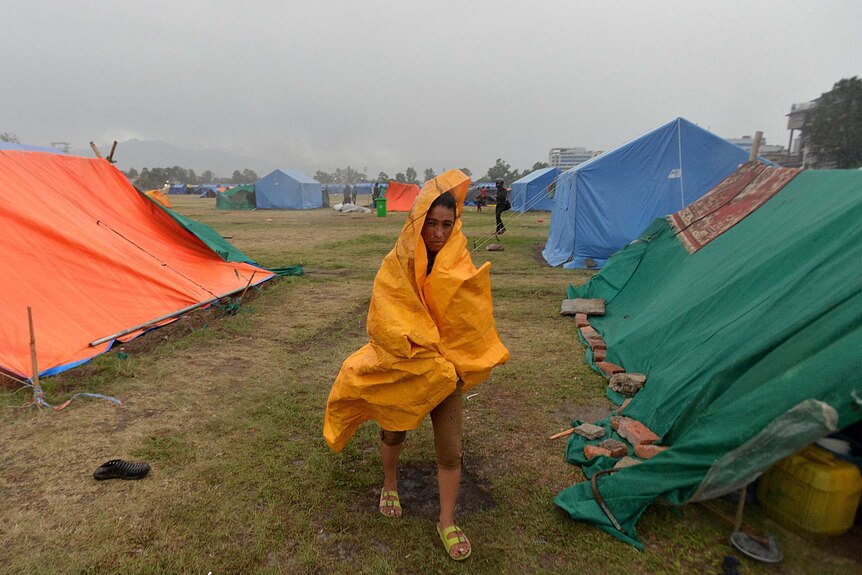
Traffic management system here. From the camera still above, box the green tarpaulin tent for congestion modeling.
[216,185,256,211]
[556,165,862,548]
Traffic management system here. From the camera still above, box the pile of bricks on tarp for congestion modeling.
[559,297,666,468]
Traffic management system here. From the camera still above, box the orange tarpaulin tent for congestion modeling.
[144,188,173,208]
[384,181,421,211]
[0,150,272,380]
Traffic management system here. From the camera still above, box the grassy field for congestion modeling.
[1,195,859,574]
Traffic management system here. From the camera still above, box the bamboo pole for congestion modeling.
[749,131,763,162]
[88,282,264,347]
[27,307,40,387]
[89,141,103,159]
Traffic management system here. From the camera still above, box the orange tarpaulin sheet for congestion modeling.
[144,188,174,208]
[323,170,509,451]
[384,181,421,211]
[0,151,272,379]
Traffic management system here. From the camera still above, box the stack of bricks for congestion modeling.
[610,415,666,460]
[562,297,669,462]
[561,298,610,363]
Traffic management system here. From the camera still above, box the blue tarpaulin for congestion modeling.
[0,142,64,154]
[511,167,559,212]
[255,168,323,209]
[542,118,751,269]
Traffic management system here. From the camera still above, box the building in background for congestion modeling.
[786,100,821,168]
[725,136,784,156]
[548,147,597,170]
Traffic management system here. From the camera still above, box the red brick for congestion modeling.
[592,348,606,362]
[575,313,590,328]
[588,336,606,351]
[610,415,634,431]
[579,326,599,340]
[634,444,669,459]
[584,445,612,460]
[598,439,628,458]
[562,298,605,316]
[596,361,624,377]
[617,419,659,446]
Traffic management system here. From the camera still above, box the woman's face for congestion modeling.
[422,205,456,254]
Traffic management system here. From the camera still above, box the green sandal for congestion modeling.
[437,524,471,561]
[379,489,402,517]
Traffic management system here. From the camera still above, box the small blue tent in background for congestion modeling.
[0,142,64,154]
[511,167,559,212]
[255,168,323,209]
[542,118,751,269]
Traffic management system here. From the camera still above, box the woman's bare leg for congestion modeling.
[431,388,470,558]
[380,440,401,492]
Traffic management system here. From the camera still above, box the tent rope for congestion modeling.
[469,173,562,254]
[25,384,123,411]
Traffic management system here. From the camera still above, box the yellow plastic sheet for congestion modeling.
[323,170,509,451]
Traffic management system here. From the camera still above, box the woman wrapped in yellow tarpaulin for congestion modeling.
[323,169,509,560]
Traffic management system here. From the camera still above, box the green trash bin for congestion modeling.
[375,197,387,217]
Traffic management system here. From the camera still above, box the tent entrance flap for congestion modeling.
[691,400,839,502]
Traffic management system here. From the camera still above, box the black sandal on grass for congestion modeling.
[93,459,151,480]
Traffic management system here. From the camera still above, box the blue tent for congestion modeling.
[168,184,186,195]
[542,118,751,269]
[0,142,64,154]
[511,167,559,212]
[255,168,323,209]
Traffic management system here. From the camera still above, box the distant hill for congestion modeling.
[73,139,279,178]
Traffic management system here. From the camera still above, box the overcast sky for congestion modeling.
[3,1,860,177]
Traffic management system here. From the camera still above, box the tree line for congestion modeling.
[314,159,550,187]
[808,76,862,169]
[122,167,259,190]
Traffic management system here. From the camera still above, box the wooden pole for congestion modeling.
[238,271,258,302]
[733,486,746,532]
[107,140,118,163]
[748,131,763,162]
[27,307,40,387]
[89,141,103,159]
[549,427,576,440]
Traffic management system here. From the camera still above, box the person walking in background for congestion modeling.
[323,170,508,561]
[351,184,358,205]
[371,182,381,207]
[476,186,488,212]
[494,178,510,234]
[343,184,352,205]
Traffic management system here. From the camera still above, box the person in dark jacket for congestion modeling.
[494,178,509,234]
